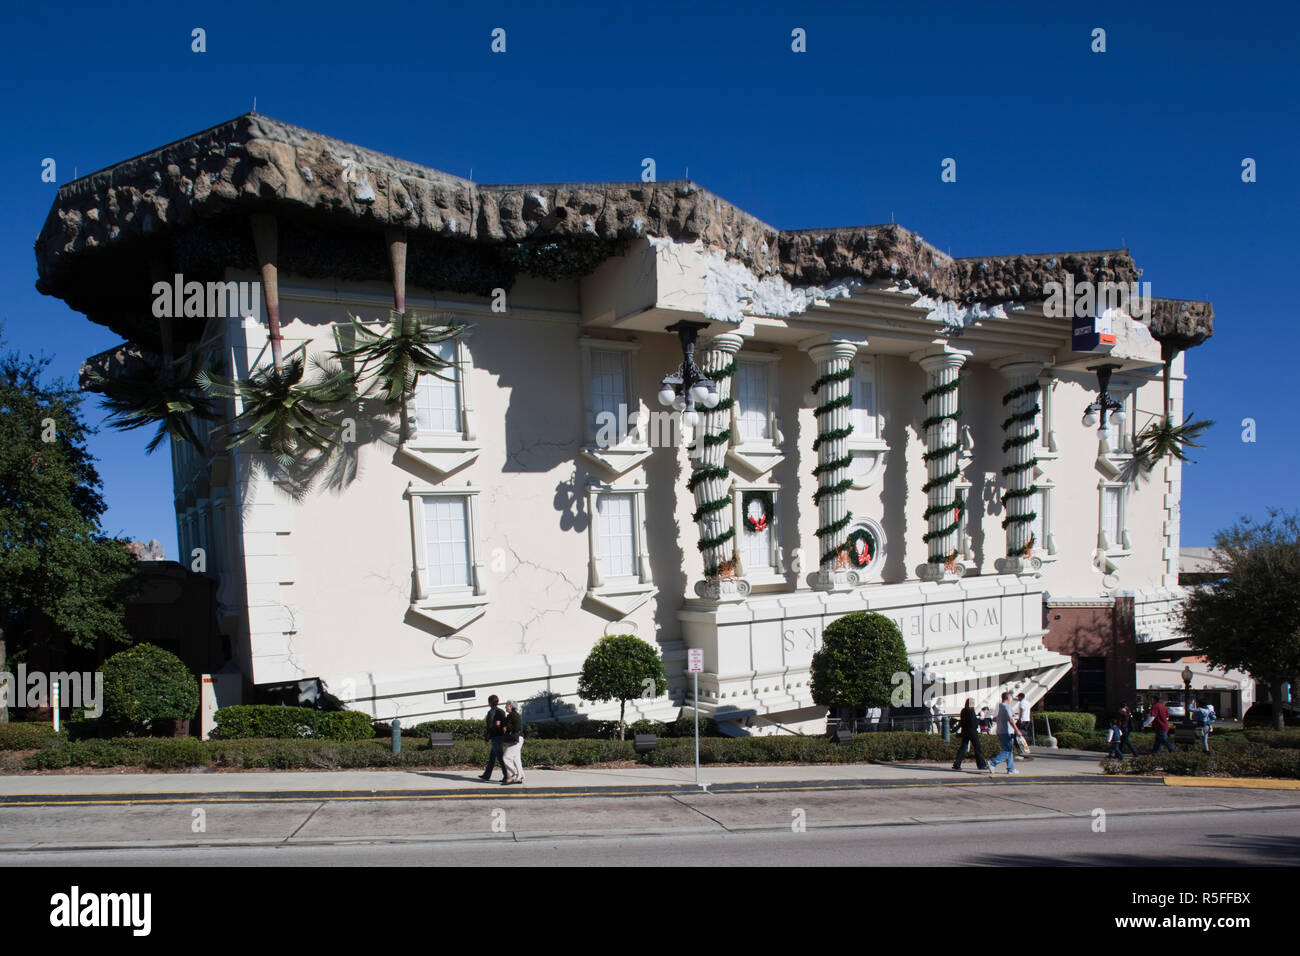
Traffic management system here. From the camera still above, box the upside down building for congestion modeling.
[36,114,1214,732]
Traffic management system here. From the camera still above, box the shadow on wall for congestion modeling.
[879,391,912,584]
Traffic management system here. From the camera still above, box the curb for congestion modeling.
[1162,776,1300,791]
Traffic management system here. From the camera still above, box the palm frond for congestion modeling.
[1135,414,1214,466]
[89,350,218,454]
[204,351,355,464]
[330,310,464,405]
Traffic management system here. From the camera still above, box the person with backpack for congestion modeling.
[479,694,508,782]
[1189,698,1211,753]
[952,697,988,771]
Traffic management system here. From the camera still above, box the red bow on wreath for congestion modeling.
[853,537,871,566]
[747,514,767,532]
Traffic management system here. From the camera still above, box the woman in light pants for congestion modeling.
[502,701,525,785]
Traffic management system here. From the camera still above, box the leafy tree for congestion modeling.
[101,643,200,733]
[810,611,911,715]
[0,332,136,721]
[1181,510,1300,731]
[577,634,667,740]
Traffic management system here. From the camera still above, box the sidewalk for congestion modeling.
[0,748,1111,801]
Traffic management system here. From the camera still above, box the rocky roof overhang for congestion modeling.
[35,112,1213,354]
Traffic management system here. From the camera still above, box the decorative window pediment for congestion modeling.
[406,483,488,648]
[400,337,480,475]
[727,354,784,478]
[580,338,651,478]
[585,482,656,617]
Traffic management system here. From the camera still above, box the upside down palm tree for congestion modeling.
[1134,341,1213,467]
[87,349,218,454]
[329,310,463,441]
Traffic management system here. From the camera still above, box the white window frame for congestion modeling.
[1099,383,1135,460]
[1035,374,1058,459]
[726,351,784,477]
[731,482,786,586]
[847,355,889,490]
[584,481,656,617]
[406,483,489,633]
[579,337,651,478]
[953,479,976,569]
[400,330,481,475]
[1026,481,1058,562]
[844,516,888,583]
[1098,481,1131,557]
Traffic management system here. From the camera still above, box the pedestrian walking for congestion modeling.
[1189,698,1211,754]
[501,700,525,784]
[979,706,992,734]
[1015,692,1032,739]
[986,691,1026,774]
[1145,697,1175,753]
[1118,704,1140,757]
[479,694,508,782]
[1106,718,1124,758]
[952,697,988,771]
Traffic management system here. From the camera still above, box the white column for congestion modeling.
[807,341,858,592]
[690,332,744,595]
[994,355,1049,574]
[913,345,970,582]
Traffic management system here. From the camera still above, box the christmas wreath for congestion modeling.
[741,490,774,533]
[844,526,877,568]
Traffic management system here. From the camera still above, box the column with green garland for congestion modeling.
[993,356,1048,574]
[913,345,971,581]
[689,332,744,598]
[807,340,858,591]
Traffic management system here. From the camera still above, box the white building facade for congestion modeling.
[40,115,1215,732]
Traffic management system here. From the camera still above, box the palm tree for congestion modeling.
[86,349,218,454]
[199,348,356,468]
[329,310,463,441]
[1134,341,1213,467]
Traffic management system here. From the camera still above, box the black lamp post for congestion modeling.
[1083,363,1127,430]
[657,320,720,427]
[1182,665,1194,716]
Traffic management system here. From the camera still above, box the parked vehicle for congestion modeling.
[1242,702,1300,728]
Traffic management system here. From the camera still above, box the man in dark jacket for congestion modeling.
[1118,704,1140,757]
[479,695,507,781]
[952,697,988,771]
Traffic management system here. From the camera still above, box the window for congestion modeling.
[579,338,649,478]
[595,493,636,579]
[1034,374,1057,457]
[850,362,877,441]
[954,480,974,565]
[1101,390,1134,456]
[406,484,489,644]
[412,340,461,436]
[734,487,781,581]
[589,348,629,442]
[398,329,480,475]
[735,360,771,442]
[585,484,657,617]
[424,495,470,589]
[1099,483,1129,554]
[1024,485,1056,560]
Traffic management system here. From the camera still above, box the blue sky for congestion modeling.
[1,0,1293,554]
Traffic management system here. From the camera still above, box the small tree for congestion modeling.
[101,643,200,734]
[577,634,667,740]
[810,611,911,719]
[1181,511,1300,731]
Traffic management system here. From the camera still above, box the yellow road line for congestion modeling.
[1163,776,1300,791]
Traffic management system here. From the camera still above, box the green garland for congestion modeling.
[919,375,964,558]
[999,382,1040,529]
[810,364,856,567]
[921,376,962,403]
[741,489,774,532]
[922,493,965,544]
[844,526,877,569]
[693,358,738,573]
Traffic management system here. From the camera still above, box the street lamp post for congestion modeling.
[657,320,720,427]
[1182,665,1194,716]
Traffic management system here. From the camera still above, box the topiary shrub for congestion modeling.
[810,612,911,717]
[1055,731,1086,750]
[101,643,199,734]
[577,634,667,740]
[1033,711,1096,735]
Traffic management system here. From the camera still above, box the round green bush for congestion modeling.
[101,643,199,733]
[810,611,910,712]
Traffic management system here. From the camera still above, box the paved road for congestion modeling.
[3,778,1298,866]
[5,808,1298,867]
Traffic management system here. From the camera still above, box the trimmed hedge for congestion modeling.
[0,723,64,750]
[213,705,375,741]
[1033,711,1096,735]
[24,737,207,770]
[1103,745,1300,779]
[407,715,724,741]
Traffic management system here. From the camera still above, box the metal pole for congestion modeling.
[391,717,401,755]
[694,671,700,788]
[52,682,60,733]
